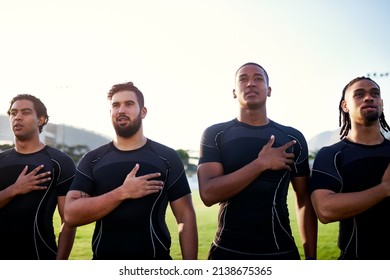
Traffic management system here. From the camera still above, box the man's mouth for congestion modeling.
[245,91,258,96]
[13,123,23,130]
[362,105,377,111]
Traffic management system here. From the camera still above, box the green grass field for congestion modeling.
[56,188,340,260]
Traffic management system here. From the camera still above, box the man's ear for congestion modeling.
[267,86,272,97]
[38,116,46,126]
[233,89,237,98]
[141,106,147,118]
[341,100,349,112]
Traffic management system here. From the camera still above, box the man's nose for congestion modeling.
[246,78,256,87]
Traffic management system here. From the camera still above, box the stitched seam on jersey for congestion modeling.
[34,164,57,259]
[150,179,168,258]
[334,151,344,191]
[76,168,94,181]
[92,220,103,259]
[343,217,358,258]
[311,169,343,185]
[272,170,294,251]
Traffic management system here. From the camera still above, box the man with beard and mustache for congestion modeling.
[64,82,198,260]
[0,94,76,259]
[310,76,390,259]
[197,62,317,260]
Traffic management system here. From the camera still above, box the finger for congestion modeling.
[143,173,162,180]
[265,135,275,147]
[285,152,295,159]
[282,140,296,150]
[31,164,45,175]
[36,177,51,184]
[36,171,51,179]
[20,165,29,176]
[33,186,48,191]
[148,185,163,191]
[128,163,140,177]
[148,180,164,188]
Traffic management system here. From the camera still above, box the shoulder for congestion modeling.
[147,139,178,156]
[202,119,236,137]
[80,142,112,162]
[45,146,74,163]
[270,120,305,138]
[205,119,235,131]
[0,148,14,159]
[316,140,346,159]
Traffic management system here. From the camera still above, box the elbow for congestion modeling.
[199,189,217,207]
[315,209,337,224]
[63,204,80,228]
[63,211,77,228]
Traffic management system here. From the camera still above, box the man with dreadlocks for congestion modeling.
[310,76,390,259]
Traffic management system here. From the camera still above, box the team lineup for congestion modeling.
[1,62,389,260]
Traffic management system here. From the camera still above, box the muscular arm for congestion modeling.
[56,196,76,260]
[198,136,296,206]
[311,163,390,224]
[0,165,50,209]
[291,176,317,259]
[170,194,198,260]
[64,164,163,227]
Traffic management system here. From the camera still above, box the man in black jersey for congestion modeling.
[64,82,198,260]
[310,77,390,259]
[0,94,76,259]
[197,62,317,260]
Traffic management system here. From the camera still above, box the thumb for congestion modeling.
[265,135,275,147]
[20,165,29,176]
[129,163,140,177]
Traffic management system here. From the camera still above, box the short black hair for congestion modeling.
[107,81,145,108]
[235,62,270,86]
[8,94,49,133]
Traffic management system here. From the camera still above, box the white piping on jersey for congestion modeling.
[333,151,344,191]
[343,217,358,258]
[76,168,93,181]
[33,159,61,259]
[149,170,169,258]
[272,170,295,251]
[92,220,103,258]
[311,151,344,188]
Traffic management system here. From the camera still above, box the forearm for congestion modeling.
[64,189,124,227]
[296,204,318,259]
[314,185,388,223]
[199,160,267,206]
[178,216,198,260]
[56,223,76,260]
[0,186,17,209]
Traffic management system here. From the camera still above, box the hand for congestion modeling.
[120,163,164,199]
[11,165,50,195]
[257,135,296,171]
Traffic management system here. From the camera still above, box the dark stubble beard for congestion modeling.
[362,110,380,123]
[113,113,142,138]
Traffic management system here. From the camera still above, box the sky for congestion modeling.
[0,0,389,151]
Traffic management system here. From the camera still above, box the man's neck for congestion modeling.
[14,138,45,154]
[237,107,269,126]
[346,124,384,145]
[113,132,147,151]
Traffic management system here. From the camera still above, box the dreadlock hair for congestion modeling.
[339,76,390,139]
